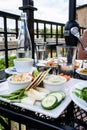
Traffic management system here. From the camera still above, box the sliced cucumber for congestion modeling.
[41,95,58,110]
[49,91,66,105]
[59,91,66,99]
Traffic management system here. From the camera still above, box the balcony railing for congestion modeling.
[0,11,86,69]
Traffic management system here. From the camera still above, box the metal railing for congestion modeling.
[0,11,86,69]
[0,11,20,68]
[34,19,65,42]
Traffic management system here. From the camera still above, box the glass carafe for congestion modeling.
[17,12,32,59]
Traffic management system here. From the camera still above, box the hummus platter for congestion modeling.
[0,68,72,118]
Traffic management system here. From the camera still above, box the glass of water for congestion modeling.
[56,45,77,77]
[35,42,47,63]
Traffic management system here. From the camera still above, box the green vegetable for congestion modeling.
[32,69,39,78]
[0,88,25,101]
[73,87,87,102]
[49,91,65,105]
[41,95,58,110]
[18,89,25,99]
[41,91,66,110]
[10,99,21,103]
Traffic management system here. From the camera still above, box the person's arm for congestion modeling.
[77,29,87,60]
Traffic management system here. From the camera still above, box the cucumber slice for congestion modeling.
[59,91,66,99]
[49,91,66,104]
[41,95,58,110]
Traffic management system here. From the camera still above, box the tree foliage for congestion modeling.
[0,56,16,70]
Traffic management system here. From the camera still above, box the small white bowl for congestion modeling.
[7,73,32,91]
[14,58,34,73]
[76,68,87,79]
[43,74,66,91]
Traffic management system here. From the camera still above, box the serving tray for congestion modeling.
[0,78,83,118]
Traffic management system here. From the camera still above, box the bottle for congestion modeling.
[16,12,32,59]
[64,20,79,46]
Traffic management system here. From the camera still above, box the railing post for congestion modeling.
[69,0,76,21]
[19,0,37,59]
[4,16,8,68]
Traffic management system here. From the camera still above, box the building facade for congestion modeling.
[76,4,87,28]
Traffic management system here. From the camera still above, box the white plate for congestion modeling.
[36,58,58,68]
[75,68,87,79]
[5,66,36,75]
[0,80,72,118]
[36,59,83,69]
[70,81,87,111]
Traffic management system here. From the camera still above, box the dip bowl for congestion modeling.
[43,74,66,91]
[7,73,32,92]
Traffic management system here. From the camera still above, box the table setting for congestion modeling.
[0,54,87,130]
[3,51,87,114]
[1,51,87,121]
[0,61,86,119]
[0,67,70,118]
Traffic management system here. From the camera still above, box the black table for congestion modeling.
[0,99,75,130]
